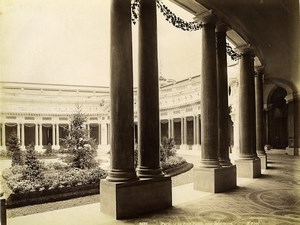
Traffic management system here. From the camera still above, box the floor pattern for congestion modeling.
[123,153,300,225]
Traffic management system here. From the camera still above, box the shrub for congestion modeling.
[60,107,98,169]
[161,156,186,170]
[23,144,45,181]
[160,137,176,163]
[4,164,107,193]
[6,132,23,166]
[45,143,53,155]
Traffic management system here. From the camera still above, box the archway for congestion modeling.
[268,87,288,149]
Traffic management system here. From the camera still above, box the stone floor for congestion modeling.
[6,151,300,225]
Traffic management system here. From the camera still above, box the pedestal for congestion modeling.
[193,165,236,193]
[286,147,300,156]
[235,158,261,178]
[100,177,172,219]
[258,154,267,170]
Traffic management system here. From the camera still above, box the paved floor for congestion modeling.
[6,151,300,225]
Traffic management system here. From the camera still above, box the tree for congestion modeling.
[23,144,44,181]
[61,106,98,169]
[6,131,23,166]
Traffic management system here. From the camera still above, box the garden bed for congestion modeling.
[6,183,100,208]
[164,161,194,177]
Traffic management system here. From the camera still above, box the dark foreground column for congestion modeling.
[101,0,171,219]
[193,11,236,193]
[216,22,232,166]
[255,66,267,169]
[235,45,261,178]
[136,0,164,178]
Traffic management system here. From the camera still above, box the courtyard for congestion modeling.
[4,150,300,225]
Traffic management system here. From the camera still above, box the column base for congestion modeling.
[193,165,236,193]
[100,177,172,219]
[258,154,267,170]
[180,144,188,150]
[235,158,261,178]
[192,144,201,151]
[286,147,300,156]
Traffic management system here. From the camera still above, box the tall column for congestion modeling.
[56,123,59,147]
[39,124,42,147]
[21,123,25,148]
[35,124,38,147]
[216,22,232,166]
[235,45,261,178]
[98,123,101,146]
[183,117,187,145]
[168,119,171,138]
[194,116,197,145]
[198,12,220,168]
[137,0,163,177]
[2,123,5,147]
[181,118,184,145]
[100,0,171,219]
[255,66,267,169]
[193,11,236,193]
[17,123,20,141]
[197,115,200,145]
[105,0,137,182]
[87,123,90,138]
[52,124,55,146]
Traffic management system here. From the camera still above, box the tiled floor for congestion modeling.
[7,152,300,225]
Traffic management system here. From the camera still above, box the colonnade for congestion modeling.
[0,122,110,151]
[160,115,201,149]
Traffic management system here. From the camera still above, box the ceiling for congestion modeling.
[172,0,299,94]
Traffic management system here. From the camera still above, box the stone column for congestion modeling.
[193,11,236,193]
[180,117,184,149]
[56,123,59,147]
[2,123,5,147]
[98,123,101,146]
[21,123,25,149]
[235,45,261,178]
[136,0,163,178]
[255,66,267,169]
[168,119,171,138]
[216,22,232,166]
[100,0,171,219]
[17,123,20,141]
[35,124,38,147]
[105,0,137,182]
[39,124,42,147]
[198,12,220,168]
[194,116,197,145]
[52,124,55,146]
[87,123,90,138]
[197,115,200,145]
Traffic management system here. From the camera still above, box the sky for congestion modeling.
[0,0,203,87]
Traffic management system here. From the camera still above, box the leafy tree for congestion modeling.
[61,106,98,169]
[6,132,23,166]
[23,144,44,181]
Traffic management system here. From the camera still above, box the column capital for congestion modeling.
[215,21,230,33]
[194,10,216,25]
[235,44,255,55]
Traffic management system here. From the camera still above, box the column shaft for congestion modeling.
[194,116,197,145]
[255,69,266,155]
[2,123,5,146]
[107,0,137,182]
[137,0,163,177]
[216,24,232,166]
[35,124,38,147]
[39,124,42,146]
[181,118,184,145]
[21,124,25,148]
[199,15,220,168]
[238,49,256,159]
[56,123,59,146]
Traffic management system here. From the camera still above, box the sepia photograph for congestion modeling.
[0,0,299,224]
